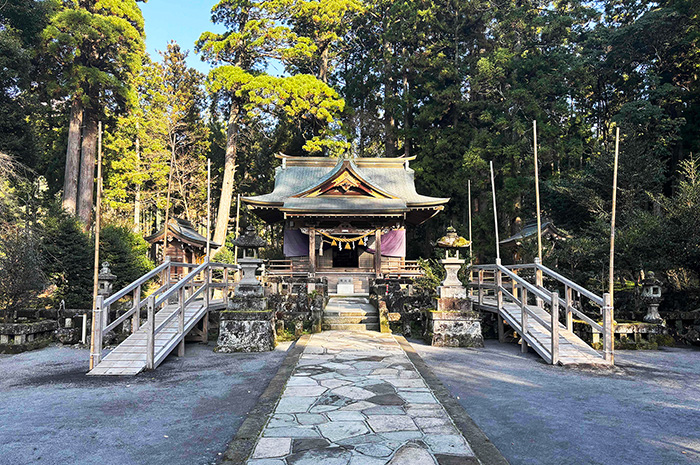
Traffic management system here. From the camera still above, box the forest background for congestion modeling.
[0,0,698,315]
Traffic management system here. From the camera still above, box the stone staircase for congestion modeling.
[322,297,379,331]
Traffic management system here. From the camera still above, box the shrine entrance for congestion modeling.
[332,244,359,268]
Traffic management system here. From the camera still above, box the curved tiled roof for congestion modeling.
[243,157,449,215]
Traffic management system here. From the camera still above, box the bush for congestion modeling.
[0,225,45,322]
[414,258,444,294]
[42,211,93,308]
[100,225,153,289]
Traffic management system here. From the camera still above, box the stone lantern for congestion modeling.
[425,226,483,348]
[98,262,117,298]
[219,225,275,352]
[231,225,267,295]
[435,226,470,300]
[641,271,663,323]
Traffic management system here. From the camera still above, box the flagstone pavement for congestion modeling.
[247,330,480,465]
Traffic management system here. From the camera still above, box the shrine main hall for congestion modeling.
[243,154,449,293]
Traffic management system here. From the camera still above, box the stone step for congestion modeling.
[322,323,380,331]
[323,310,377,317]
[323,316,379,325]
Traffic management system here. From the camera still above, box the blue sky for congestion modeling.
[140,0,224,75]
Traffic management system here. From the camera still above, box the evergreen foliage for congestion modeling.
[42,209,93,308]
[99,225,154,290]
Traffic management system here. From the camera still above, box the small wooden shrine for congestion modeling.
[145,218,219,270]
[499,220,568,263]
[243,155,449,293]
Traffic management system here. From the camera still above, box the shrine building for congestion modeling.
[243,154,449,294]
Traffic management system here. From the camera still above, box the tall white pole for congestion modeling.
[234,193,241,264]
[89,122,103,370]
[609,127,620,298]
[468,179,474,294]
[490,161,500,263]
[206,158,211,259]
[533,120,542,262]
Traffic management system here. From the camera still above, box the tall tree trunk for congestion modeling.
[319,45,329,84]
[63,98,83,214]
[77,111,98,228]
[213,102,240,248]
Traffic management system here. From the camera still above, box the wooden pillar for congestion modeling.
[478,269,484,307]
[534,257,544,308]
[551,292,560,365]
[146,296,155,370]
[178,287,185,357]
[520,286,528,353]
[603,293,614,364]
[308,228,316,277]
[496,264,505,343]
[565,286,573,332]
[374,229,382,278]
[132,285,141,333]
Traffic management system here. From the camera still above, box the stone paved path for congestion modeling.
[247,330,479,465]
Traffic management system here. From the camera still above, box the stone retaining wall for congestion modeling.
[0,320,57,353]
[265,276,328,333]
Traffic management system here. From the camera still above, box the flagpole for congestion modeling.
[490,161,500,263]
[609,127,620,299]
[206,158,211,259]
[468,179,473,294]
[89,121,103,370]
[533,120,542,262]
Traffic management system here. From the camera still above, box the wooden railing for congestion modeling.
[90,258,239,369]
[265,258,423,277]
[266,259,310,276]
[469,258,613,364]
[384,259,422,277]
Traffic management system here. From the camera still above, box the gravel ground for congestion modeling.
[0,341,291,465]
[411,339,700,465]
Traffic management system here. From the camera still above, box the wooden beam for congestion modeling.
[308,228,316,276]
[374,229,382,278]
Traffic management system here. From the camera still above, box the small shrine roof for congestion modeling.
[145,218,220,249]
[499,221,568,247]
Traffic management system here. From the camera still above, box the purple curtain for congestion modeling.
[283,229,309,257]
[366,229,406,258]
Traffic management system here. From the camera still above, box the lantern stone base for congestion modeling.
[217,289,274,352]
[424,308,484,348]
[643,303,663,323]
[216,309,275,353]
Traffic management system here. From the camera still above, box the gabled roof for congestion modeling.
[145,218,221,249]
[499,221,568,247]
[243,155,449,225]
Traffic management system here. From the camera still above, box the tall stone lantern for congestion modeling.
[435,226,470,302]
[425,226,483,348]
[231,225,267,296]
[218,225,275,352]
[97,262,117,298]
[641,271,663,323]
